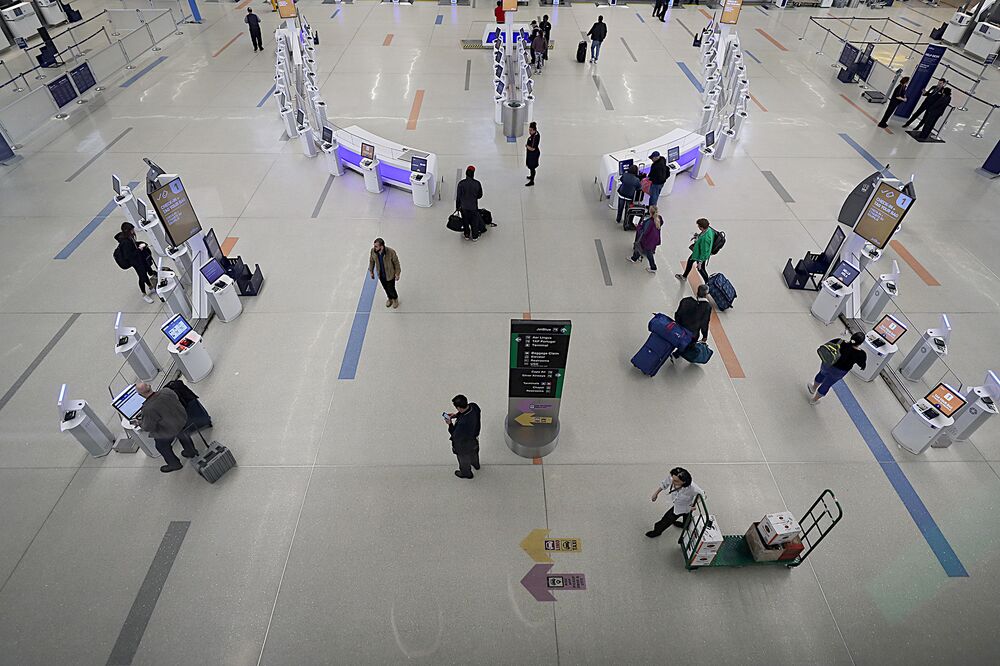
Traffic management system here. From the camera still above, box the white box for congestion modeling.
[682,514,723,557]
[757,512,801,546]
[695,521,724,554]
[690,551,717,567]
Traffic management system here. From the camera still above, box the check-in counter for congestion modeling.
[334,125,438,197]
[599,128,705,200]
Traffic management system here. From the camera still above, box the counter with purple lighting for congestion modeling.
[599,129,706,199]
[334,125,438,196]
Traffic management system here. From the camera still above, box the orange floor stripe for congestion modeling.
[221,236,239,256]
[383,33,393,46]
[749,93,768,113]
[755,28,788,52]
[212,33,242,58]
[533,457,543,464]
[682,263,746,379]
[840,94,891,134]
[406,90,425,130]
[522,312,531,319]
[889,240,940,286]
[704,174,715,187]
[699,8,713,20]
[235,0,252,9]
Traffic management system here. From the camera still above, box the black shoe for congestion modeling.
[181,450,198,459]
[645,530,660,538]
[877,123,887,128]
[472,463,481,470]
[455,470,474,479]
[525,181,534,187]
[160,463,182,473]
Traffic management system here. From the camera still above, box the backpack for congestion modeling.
[710,229,726,255]
[113,245,130,270]
[817,340,841,366]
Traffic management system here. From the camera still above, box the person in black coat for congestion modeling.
[540,15,551,61]
[455,166,485,241]
[445,394,481,479]
[674,284,712,343]
[878,76,909,128]
[245,8,263,53]
[115,222,157,303]
[525,122,540,186]
[916,88,951,140]
[902,78,947,129]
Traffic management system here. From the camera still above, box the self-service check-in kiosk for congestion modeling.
[934,372,999,447]
[134,197,169,259]
[811,260,860,325]
[409,155,432,208]
[156,265,191,321]
[319,125,345,177]
[58,383,115,457]
[691,133,715,181]
[967,22,1000,61]
[162,313,213,383]
[113,312,160,382]
[112,175,142,228]
[110,384,159,458]
[898,314,951,381]
[280,104,299,139]
[943,12,973,45]
[359,142,384,194]
[853,314,907,382]
[892,383,965,455]
[200,258,242,322]
[661,159,681,197]
[861,261,900,324]
[295,108,318,158]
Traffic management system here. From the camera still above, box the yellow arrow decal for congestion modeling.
[520,528,552,563]
[515,412,535,427]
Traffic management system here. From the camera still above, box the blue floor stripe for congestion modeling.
[256,83,278,108]
[744,49,762,64]
[338,273,379,380]
[676,62,704,94]
[838,133,895,178]
[833,383,969,578]
[898,16,921,27]
[435,14,443,24]
[635,12,645,24]
[120,56,167,88]
[55,181,139,259]
[331,8,340,18]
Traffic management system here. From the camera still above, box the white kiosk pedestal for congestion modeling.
[60,401,114,457]
[892,400,953,455]
[137,215,170,259]
[661,162,680,197]
[810,277,850,325]
[700,104,716,131]
[156,273,191,321]
[852,331,898,382]
[167,332,213,383]
[361,158,384,194]
[204,276,243,322]
[114,329,161,382]
[120,417,160,458]
[703,76,719,101]
[410,173,432,208]
[898,330,947,382]
[280,107,299,138]
[860,276,899,324]
[733,110,749,140]
[298,125,318,158]
[691,147,713,180]
[935,386,998,446]
[713,129,736,160]
[494,94,504,125]
[114,188,142,228]
[321,139,345,177]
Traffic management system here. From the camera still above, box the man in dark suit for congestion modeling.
[878,76,910,128]
[902,78,947,129]
[445,395,481,479]
[916,88,951,140]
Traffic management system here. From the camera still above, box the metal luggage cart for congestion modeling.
[681,489,843,570]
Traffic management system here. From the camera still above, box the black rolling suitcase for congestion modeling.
[576,41,587,63]
[191,430,236,484]
[623,204,645,231]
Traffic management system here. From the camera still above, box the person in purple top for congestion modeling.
[628,204,663,274]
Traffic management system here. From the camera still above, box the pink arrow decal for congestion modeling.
[520,564,587,602]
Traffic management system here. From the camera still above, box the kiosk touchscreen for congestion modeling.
[873,314,907,345]
[494,49,503,64]
[526,79,533,95]
[496,80,505,96]
[136,198,148,222]
[295,108,305,127]
[830,260,860,287]
[204,228,224,262]
[705,131,716,148]
[111,384,145,420]
[360,142,375,160]
[200,258,227,286]
[161,313,193,345]
[924,383,966,418]
[321,126,333,145]
[667,147,680,163]
[728,113,736,130]
[410,156,428,175]
[112,174,122,196]
[618,158,634,175]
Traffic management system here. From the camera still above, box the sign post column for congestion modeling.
[505,319,572,459]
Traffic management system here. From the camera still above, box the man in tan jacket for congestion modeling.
[368,238,402,309]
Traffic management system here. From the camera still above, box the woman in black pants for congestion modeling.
[525,122,540,186]
[115,222,157,303]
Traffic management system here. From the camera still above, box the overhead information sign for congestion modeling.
[720,0,743,25]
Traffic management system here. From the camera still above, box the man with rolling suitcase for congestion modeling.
[630,313,693,377]
[456,166,485,242]
[615,164,642,225]
[134,382,198,473]
[586,16,608,63]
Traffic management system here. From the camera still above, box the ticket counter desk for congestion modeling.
[334,125,438,200]
[599,129,705,200]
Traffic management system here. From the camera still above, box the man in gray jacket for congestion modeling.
[135,382,197,473]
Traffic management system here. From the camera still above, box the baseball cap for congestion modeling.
[649,151,660,159]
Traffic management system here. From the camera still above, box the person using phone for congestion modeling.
[446,394,481,479]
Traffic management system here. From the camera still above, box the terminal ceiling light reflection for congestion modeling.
[370,72,381,101]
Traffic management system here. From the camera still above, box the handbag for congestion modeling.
[446,210,464,232]
[640,177,651,195]
[817,340,841,366]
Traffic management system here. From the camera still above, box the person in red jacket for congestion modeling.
[494,1,505,24]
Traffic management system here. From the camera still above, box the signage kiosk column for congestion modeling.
[853,315,907,382]
[934,372,999,447]
[200,258,243,322]
[113,313,161,382]
[162,314,214,383]
[505,319,572,459]
[860,261,900,324]
[58,384,114,457]
[359,142,384,194]
[892,383,965,454]
[811,260,860,325]
[319,126,345,177]
[898,314,951,381]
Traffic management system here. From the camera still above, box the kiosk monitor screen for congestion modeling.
[411,156,428,174]
[321,126,333,144]
[112,174,122,196]
[925,384,966,417]
[495,49,503,63]
[136,198,147,222]
[495,80,505,96]
[667,147,680,163]
[295,108,305,127]
[204,228,224,261]
[831,260,860,286]
[853,182,913,249]
[526,79,533,95]
[200,258,226,284]
[822,227,847,266]
[618,158,634,175]
[874,314,907,344]
[705,131,716,148]
[150,177,202,247]
[161,314,192,345]
[495,64,504,78]
[360,142,375,160]
[729,113,736,129]
[111,384,146,420]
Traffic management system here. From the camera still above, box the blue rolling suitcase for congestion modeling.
[631,333,676,377]
[707,273,737,311]
[648,313,693,351]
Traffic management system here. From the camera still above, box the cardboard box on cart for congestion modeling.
[745,523,783,562]
[757,512,801,546]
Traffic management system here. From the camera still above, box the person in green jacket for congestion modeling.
[675,218,714,283]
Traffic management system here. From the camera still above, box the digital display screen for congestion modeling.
[925,384,966,418]
[136,198,147,221]
[729,113,736,129]
[495,64,504,78]
[111,384,146,420]
[705,131,716,148]
[204,228,223,261]
[823,227,846,265]
[295,108,305,127]
[112,174,122,196]
[874,314,907,344]
[321,126,333,144]
[830,260,860,286]
[161,314,193,345]
[495,50,503,63]
[360,142,375,160]
[69,63,97,94]
[854,182,913,249]
[410,156,428,175]
[667,147,680,163]
[150,177,202,247]
[720,0,743,25]
[618,158,633,175]
[839,42,861,67]
[496,80,505,96]
[200,258,226,284]
[47,75,78,108]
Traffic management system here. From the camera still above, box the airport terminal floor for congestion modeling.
[2,0,1000,663]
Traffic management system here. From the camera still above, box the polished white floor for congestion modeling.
[1,1,1000,664]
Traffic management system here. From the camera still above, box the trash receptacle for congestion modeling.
[502,100,527,138]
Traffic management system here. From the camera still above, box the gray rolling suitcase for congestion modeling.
[192,430,236,483]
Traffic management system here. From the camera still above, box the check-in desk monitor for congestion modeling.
[136,197,147,221]
[411,156,428,174]
[874,314,907,345]
[204,228,224,262]
[162,314,193,344]
[322,126,334,144]
[830,260,860,287]
[496,80,505,96]
[200,258,226,286]
[112,384,145,420]
[495,49,502,63]
[112,174,122,196]
[705,131,716,148]
[361,142,375,160]
[924,384,966,418]
[295,108,305,127]
[667,146,680,163]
